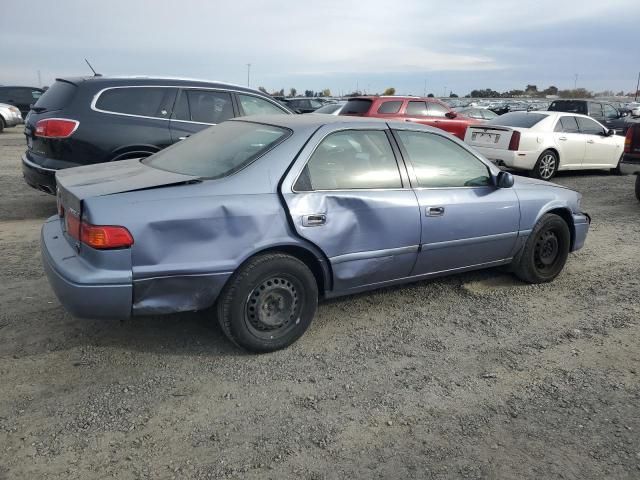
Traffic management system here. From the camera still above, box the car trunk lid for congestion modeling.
[465,125,517,150]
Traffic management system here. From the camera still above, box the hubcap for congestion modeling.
[245,276,300,333]
[534,230,559,271]
[539,154,556,179]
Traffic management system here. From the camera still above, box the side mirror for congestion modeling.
[496,171,514,188]
[445,111,457,119]
[605,129,615,136]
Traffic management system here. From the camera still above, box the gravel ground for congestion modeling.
[0,126,639,480]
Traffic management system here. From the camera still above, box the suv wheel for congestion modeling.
[216,253,318,353]
[513,213,570,283]
[0,116,5,133]
[532,150,558,180]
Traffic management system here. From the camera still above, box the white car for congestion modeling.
[464,111,624,180]
[0,102,24,133]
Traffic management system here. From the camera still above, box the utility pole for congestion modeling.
[574,73,578,90]
[423,79,427,97]
[246,63,251,87]
[635,71,640,101]
[37,70,42,88]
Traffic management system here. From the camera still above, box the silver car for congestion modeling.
[0,102,24,132]
[42,115,590,352]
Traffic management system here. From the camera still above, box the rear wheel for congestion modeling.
[635,176,640,202]
[216,253,318,353]
[532,150,558,180]
[0,116,5,133]
[513,213,570,283]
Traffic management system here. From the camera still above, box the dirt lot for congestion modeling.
[0,125,639,480]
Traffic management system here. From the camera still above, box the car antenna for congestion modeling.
[84,58,102,77]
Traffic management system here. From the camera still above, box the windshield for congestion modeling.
[143,121,290,178]
[486,112,546,128]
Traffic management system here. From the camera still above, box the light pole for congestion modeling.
[574,73,578,90]
[635,71,639,101]
[247,63,251,87]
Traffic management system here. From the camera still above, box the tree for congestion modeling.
[288,88,297,98]
[304,90,313,97]
[258,86,268,94]
[450,93,458,98]
[427,93,434,98]
[558,88,593,99]
[382,87,396,95]
[542,86,558,96]
[469,89,500,98]
[321,89,331,97]
[525,84,538,94]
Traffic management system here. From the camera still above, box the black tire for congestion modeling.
[635,176,640,203]
[532,150,558,180]
[610,155,624,175]
[513,213,570,284]
[0,116,5,133]
[216,253,318,353]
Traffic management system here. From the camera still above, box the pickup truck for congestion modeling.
[620,124,640,202]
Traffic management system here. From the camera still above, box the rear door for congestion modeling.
[553,115,586,168]
[393,129,520,275]
[578,117,621,167]
[169,89,236,143]
[280,126,421,292]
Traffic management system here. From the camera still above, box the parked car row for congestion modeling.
[0,85,45,118]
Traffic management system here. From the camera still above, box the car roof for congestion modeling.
[347,96,436,101]
[55,75,264,94]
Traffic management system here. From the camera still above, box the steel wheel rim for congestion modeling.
[244,275,302,339]
[534,229,560,272]
[539,154,556,179]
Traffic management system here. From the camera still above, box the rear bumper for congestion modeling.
[22,154,57,195]
[620,155,640,175]
[572,212,591,252]
[473,146,538,170]
[41,217,133,319]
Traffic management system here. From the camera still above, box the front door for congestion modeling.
[281,127,421,292]
[392,129,520,275]
[577,117,621,168]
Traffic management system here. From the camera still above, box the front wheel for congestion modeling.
[513,213,571,283]
[216,253,318,353]
[532,150,558,180]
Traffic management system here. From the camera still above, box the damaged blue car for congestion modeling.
[42,115,590,352]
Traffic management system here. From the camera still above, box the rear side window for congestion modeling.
[377,101,402,114]
[487,112,546,128]
[396,130,491,188]
[294,130,401,191]
[341,99,373,115]
[549,101,587,114]
[238,94,288,115]
[143,121,289,178]
[95,87,177,118]
[556,116,580,133]
[33,81,76,111]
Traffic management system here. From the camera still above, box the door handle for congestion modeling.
[426,206,445,217]
[178,135,191,140]
[302,214,326,227]
[587,139,595,144]
[558,136,567,141]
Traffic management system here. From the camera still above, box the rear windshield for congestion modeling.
[314,103,342,114]
[33,81,77,111]
[143,121,290,178]
[548,101,587,114]
[486,112,546,128]
[342,99,372,114]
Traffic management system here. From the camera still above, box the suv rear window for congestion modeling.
[487,112,546,128]
[33,81,76,111]
[95,87,177,118]
[548,101,587,114]
[143,120,290,178]
[342,99,372,115]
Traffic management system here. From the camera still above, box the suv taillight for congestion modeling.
[508,131,521,151]
[35,118,79,138]
[63,209,133,249]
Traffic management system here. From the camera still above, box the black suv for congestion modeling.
[22,76,292,194]
[548,99,637,135]
[0,86,45,118]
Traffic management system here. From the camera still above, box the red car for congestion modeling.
[339,96,481,139]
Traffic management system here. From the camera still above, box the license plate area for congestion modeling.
[471,131,500,144]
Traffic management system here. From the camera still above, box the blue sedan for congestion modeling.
[42,115,590,352]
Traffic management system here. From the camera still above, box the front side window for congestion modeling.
[589,103,604,118]
[577,117,605,135]
[377,101,402,114]
[184,90,234,124]
[143,121,289,178]
[396,130,491,188]
[604,104,618,119]
[426,102,450,117]
[294,130,402,191]
[95,87,177,118]
[406,101,428,116]
[238,94,288,116]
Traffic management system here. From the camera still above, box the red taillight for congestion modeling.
[64,209,133,249]
[34,118,79,138]
[508,131,521,151]
[624,127,633,154]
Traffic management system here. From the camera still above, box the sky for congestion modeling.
[1,0,639,96]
